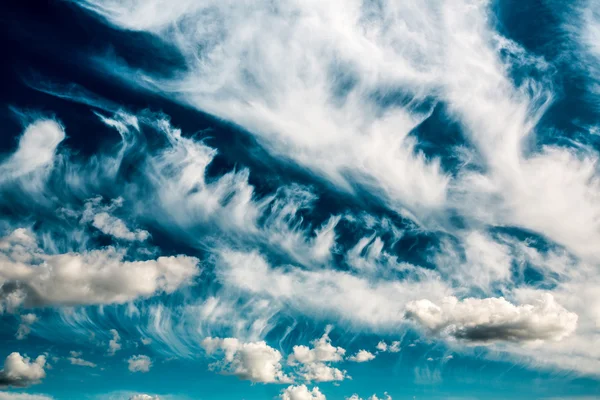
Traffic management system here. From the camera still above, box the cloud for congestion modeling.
[0,352,47,388]
[216,249,450,329]
[81,197,150,242]
[108,329,121,356]
[280,385,326,400]
[287,328,348,382]
[129,396,159,400]
[375,341,400,353]
[0,394,54,400]
[298,363,347,383]
[201,337,292,383]
[15,313,38,340]
[288,329,345,365]
[347,350,375,363]
[346,394,391,400]
[0,119,65,181]
[0,228,199,310]
[128,355,152,373]
[405,294,578,343]
[68,351,96,368]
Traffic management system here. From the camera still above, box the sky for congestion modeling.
[0,0,599,399]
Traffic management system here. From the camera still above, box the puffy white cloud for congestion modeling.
[375,341,400,353]
[108,329,121,356]
[286,328,348,382]
[0,352,46,388]
[405,294,578,343]
[0,229,199,310]
[68,351,96,368]
[15,313,37,340]
[201,337,292,383]
[347,350,375,363]
[81,197,150,242]
[298,362,347,383]
[288,329,345,365]
[280,385,326,400]
[128,355,152,373]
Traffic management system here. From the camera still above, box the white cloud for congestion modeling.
[0,119,65,181]
[81,197,150,242]
[0,394,54,400]
[298,362,347,383]
[346,394,391,400]
[68,351,96,368]
[280,385,326,400]
[15,313,38,340]
[0,352,46,388]
[286,328,348,382]
[405,294,578,343]
[288,329,345,365]
[216,249,450,329]
[376,341,400,353]
[108,329,121,356]
[347,350,375,363]
[128,355,152,373]
[0,228,199,310]
[129,395,160,400]
[201,337,292,383]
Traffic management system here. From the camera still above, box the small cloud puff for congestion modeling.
[80,196,150,242]
[68,351,96,368]
[108,329,121,356]
[128,355,152,373]
[201,337,292,383]
[280,385,326,400]
[347,350,375,363]
[375,341,400,353]
[346,393,392,400]
[287,328,348,382]
[15,314,37,340]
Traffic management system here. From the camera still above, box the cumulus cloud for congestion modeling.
[288,329,345,365]
[347,350,375,363]
[68,351,96,368]
[346,394,391,400]
[80,197,150,241]
[280,385,326,400]
[15,313,37,340]
[201,337,292,383]
[405,294,578,343]
[298,362,347,383]
[0,352,46,388]
[286,328,348,382]
[375,341,400,353]
[0,228,199,310]
[128,355,152,373]
[108,329,121,356]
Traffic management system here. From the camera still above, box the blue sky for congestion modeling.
[0,0,599,399]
